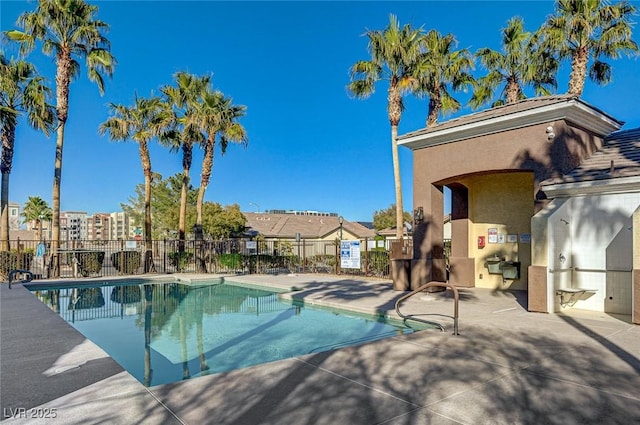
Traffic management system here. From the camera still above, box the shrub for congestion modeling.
[367,250,390,277]
[215,253,243,270]
[0,251,33,281]
[111,251,141,274]
[73,251,105,276]
[306,254,336,273]
[168,251,194,272]
[237,253,293,273]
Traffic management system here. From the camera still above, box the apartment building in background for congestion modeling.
[59,211,87,244]
[87,213,112,241]
[8,202,21,231]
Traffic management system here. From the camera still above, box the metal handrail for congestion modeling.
[8,269,34,289]
[395,281,459,335]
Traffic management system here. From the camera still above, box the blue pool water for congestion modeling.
[29,279,422,386]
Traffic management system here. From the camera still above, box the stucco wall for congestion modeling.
[458,173,533,290]
[411,120,603,285]
[634,206,640,324]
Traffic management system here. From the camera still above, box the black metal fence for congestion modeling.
[2,238,392,280]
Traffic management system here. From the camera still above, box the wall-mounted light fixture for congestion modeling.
[545,125,555,140]
[413,207,424,223]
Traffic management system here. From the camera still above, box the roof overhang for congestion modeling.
[398,98,623,151]
[541,175,640,198]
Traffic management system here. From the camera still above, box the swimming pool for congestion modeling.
[29,279,423,386]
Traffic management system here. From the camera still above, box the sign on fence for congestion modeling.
[245,241,257,254]
[340,240,361,269]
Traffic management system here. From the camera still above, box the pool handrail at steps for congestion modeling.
[394,281,460,335]
[8,269,34,289]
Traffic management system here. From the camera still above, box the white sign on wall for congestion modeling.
[488,228,498,243]
[340,240,361,269]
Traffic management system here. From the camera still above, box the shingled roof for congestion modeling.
[244,213,376,239]
[398,95,623,149]
[541,127,640,186]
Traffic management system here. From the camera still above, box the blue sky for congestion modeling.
[2,0,639,222]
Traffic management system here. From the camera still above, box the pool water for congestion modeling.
[30,280,422,386]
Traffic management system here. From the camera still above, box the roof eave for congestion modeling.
[541,175,640,197]
[398,99,623,151]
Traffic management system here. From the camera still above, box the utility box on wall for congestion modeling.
[484,257,521,280]
[500,261,520,279]
[390,240,413,260]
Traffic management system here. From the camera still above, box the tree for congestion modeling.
[373,204,412,232]
[161,72,209,247]
[415,30,475,128]
[6,0,116,276]
[201,203,246,239]
[541,0,638,97]
[470,17,558,109]
[21,196,52,241]
[121,176,245,240]
[99,96,173,272]
[0,53,55,250]
[348,14,424,240]
[194,89,247,237]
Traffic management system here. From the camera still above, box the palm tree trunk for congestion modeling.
[196,137,214,227]
[388,85,404,240]
[195,137,214,273]
[140,141,156,273]
[0,173,10,252]
[0,120,15,251]
[50,49,72,278]
[178,143,192,253]
[568,47,589,97]
[426,91,441,128]
[50,121,64,277]
[505,77,521,104]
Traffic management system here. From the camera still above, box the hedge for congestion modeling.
[111,251,141,274]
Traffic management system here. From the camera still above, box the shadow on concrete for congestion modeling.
[148,317,640,425]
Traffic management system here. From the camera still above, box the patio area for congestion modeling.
[1,274,639,424]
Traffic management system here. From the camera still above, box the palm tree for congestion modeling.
[21,196,52,241]
[0,53,55,250]
[470,17,558,109]
[194,90,247,239]
[348,14,424,240]
[541,0,638,97]
[415,30,475,128]
[99,95,173,273]
[161,72,209,247]
[5,0,116,276]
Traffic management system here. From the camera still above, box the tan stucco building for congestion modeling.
[398,95,639,324]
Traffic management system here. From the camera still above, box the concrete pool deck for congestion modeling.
[1,273,639,424]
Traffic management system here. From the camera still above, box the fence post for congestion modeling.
[163,238,167,273]
[17,237,22,269]
[364,237,369,276]
[119,239,124,276]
